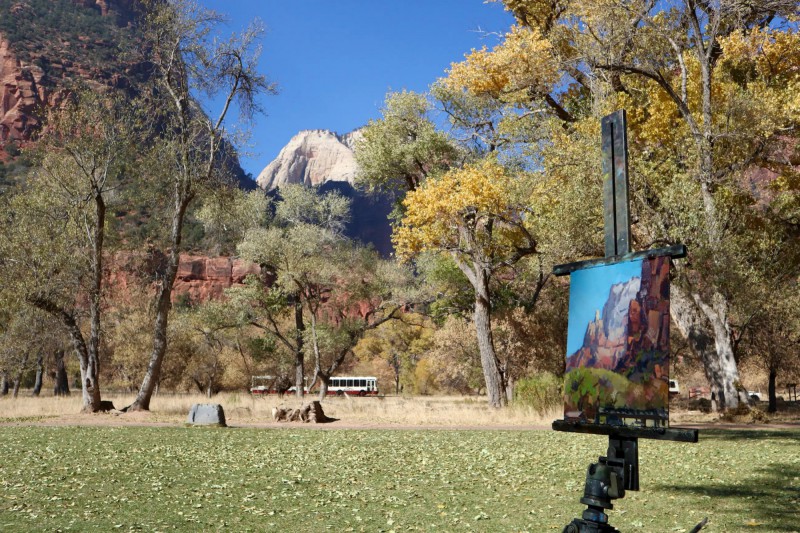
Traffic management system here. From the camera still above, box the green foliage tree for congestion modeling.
[355,90,460,195]
[126,0,274,411]
[232,184,351,398]
[235,184,420,401]
[0,89,135,411]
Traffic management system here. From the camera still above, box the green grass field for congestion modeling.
[0,426,797,532]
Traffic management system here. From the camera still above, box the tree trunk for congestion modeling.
[1,371,8,395]
[473,269,506,408]
[82,191,106,412]
[671,285,745,411]
[126,193,191,412]
[32,355,44,396]
[317,375,329,402]
[294,302,305,399]
[768,368,777,413]
[30,297,100,411]
[12,371,22,398]
[53,350,70,396]
[395,368,401,395]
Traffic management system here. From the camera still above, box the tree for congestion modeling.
[232,184,351,398]
[0,89,134,411]
[353,313,434,394]
[355,90,460,195]
[446,0,800,410]
[394,158,538,407]
[424,316,485,395]
[0,306,65,398]
[304,245,412,400]
[236,184,418,401]
[126,0,274,411]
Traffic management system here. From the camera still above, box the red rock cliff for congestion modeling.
[107,252,261,304]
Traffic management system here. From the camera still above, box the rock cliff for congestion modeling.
[257,128,394,255]
[107,251,261,304]
[0,37,49,147]
[0,0,141,150]
[256,129,363,190]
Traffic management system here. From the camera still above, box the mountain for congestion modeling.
[256,129,363,190]
[0,0,142,152]
[567,256,671,379]
[257,129,395,256]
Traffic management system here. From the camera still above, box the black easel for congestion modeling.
[553,111,699,533]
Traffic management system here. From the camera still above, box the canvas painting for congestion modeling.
[563,255,670,428]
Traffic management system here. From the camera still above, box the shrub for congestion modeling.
[514,372,562,414]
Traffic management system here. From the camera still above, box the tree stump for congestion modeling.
[272,401,331,423]
[306,401,331,423]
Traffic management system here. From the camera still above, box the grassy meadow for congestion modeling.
[0,398,797,532]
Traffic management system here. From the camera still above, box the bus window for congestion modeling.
[347,379,353,387]
[331,379,338,388]
[359,379,365,387]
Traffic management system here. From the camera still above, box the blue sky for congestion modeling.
[199,0,515,178]
[566,259,643,357]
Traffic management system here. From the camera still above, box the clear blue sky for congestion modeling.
[200,0,515,179]
[566,259,643,358]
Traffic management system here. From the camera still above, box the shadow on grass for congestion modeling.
[699,428,800,443]
[655,462,800,531]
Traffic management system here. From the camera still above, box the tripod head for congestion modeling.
[562,436,639,533]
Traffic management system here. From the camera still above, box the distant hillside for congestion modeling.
[0,0,141,148]
[0,0,257,250]
[256,129,363,190]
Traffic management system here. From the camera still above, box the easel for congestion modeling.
[553,111,700,533]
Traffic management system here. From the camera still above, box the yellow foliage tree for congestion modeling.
[394,158,537,407]
[441,0,800,411]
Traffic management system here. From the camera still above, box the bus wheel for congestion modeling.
[359,391,366,397]
[336,390,344,397]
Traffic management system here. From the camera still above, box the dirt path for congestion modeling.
[3,412,798,432]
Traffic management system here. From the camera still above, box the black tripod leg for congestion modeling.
[689,517,708,533]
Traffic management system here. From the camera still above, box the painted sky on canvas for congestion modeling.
[566,258,644,357]
[199,0,515,178]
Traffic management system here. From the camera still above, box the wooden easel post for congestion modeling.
[602,110,631,259]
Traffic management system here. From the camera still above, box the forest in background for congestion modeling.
[0,0,798,414]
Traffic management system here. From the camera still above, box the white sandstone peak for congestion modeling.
[256,128,363,190]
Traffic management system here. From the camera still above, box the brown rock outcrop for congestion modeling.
[0,1,140,150]
[173,255,260,302]
[0,37,48,146]
[107,251,261,304]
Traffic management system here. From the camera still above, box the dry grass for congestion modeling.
[6,390,795,428]
[0,390,560,428]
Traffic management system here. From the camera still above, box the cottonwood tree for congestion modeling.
[394,158,538,407]
[231,185,351,398]
[235,185,416,400]
[0,90,134,411]
[304,245,413,400]
[0,306,64,397]
[446,0,800,410]
[126,0,274,411]
[355,90,460,195]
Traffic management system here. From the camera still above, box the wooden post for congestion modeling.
[602,110,631,258]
